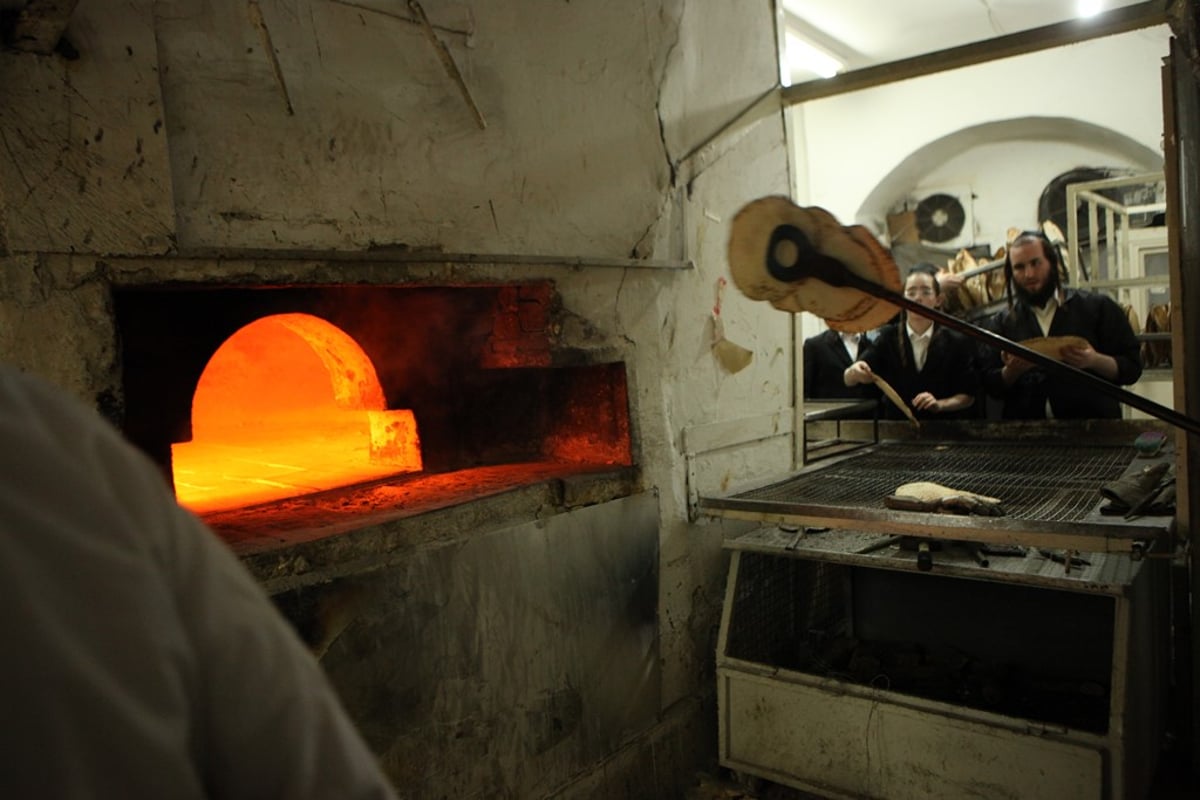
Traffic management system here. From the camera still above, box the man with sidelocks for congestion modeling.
[843,263,978,421]
[980,230,1142,419]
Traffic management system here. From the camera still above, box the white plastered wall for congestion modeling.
[0,0,799,755]
[787,26,1169,343]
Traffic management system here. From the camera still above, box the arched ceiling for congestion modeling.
[781,0,1154,82]
[856,116,1163,224]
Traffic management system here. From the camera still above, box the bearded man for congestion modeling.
[980,230,1142,419]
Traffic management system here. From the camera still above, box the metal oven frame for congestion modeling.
[705,430,1176,799]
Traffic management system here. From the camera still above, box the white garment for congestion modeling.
[1033,294,1059,336]
[839,331,861,359]
[0,367,397,800]
[907,322,933,371]
[1033,293,1061,416]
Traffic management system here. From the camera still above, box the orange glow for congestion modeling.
[544,364,632,466]
[172,313,421,513]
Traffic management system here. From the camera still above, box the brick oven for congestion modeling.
[81,256,666,797]
[0,0,889,794]
[114,279,634,533]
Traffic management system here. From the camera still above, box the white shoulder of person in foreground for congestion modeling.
[0,366,397,800]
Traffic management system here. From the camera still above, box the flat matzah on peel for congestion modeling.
[728,196,901,333]
[1017,335,1090,361]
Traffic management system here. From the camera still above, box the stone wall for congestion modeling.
[0,2,794,795]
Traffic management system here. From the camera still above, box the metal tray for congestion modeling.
[700,439,1175,552]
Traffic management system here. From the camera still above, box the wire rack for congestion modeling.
[733,441,1137,523]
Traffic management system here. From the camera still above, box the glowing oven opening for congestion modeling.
[171,313,422,513]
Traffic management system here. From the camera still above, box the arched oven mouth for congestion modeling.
[114,281,635,552]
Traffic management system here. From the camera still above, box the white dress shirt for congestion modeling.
[1033,294,1060,335]
[907,322,933,371]
[1033,291,1062,416]
[839,331,861,359]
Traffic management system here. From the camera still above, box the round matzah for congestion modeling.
[727,196,901,333]
[1017,335,1090,361]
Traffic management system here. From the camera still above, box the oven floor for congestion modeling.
[201,460,631,550]
[174,436,419,514]
[687,751,1199,800]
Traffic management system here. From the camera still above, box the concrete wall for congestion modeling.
[0,1,795,796]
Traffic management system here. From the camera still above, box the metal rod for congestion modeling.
[108,250,694,270]
[780,1,1168,105]
[766,224,1200,437]
[954,260,1004,281]
[407,0,487,130]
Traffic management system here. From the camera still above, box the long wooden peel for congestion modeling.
[762,222,1200,437]
[872,374,920,429]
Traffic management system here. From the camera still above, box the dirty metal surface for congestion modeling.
[701,440,1175,550]
[737,441,1131,521]
[725,525,1144,593]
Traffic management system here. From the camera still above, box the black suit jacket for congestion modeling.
[803,329,874,400]
[863,322,979,421]
[980,289,1143,419]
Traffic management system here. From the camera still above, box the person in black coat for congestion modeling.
[843,263,978,421]
[980,230,1142,419]
[803,327,875,401]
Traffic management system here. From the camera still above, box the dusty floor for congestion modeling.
[687,772,817,800]
[1150,747,1200,800]
[687,753,1200,800]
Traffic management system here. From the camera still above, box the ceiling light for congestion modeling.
[784,32,844,82]
[1077,0,1104,18]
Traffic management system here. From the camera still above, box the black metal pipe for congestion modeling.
[766,224,1200,437]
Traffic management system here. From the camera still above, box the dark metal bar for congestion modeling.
[766,224,1200,436]
[696,496,1170,547]
[781,1,1169,105]
[955,259,1004,281]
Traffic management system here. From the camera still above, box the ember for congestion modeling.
[115,283,634,527]
[172,313,422,513]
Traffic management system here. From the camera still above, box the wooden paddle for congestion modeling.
[726,197,1200,437]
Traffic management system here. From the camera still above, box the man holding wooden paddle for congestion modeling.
[842,263,978,424]
[980,230,1142,419]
